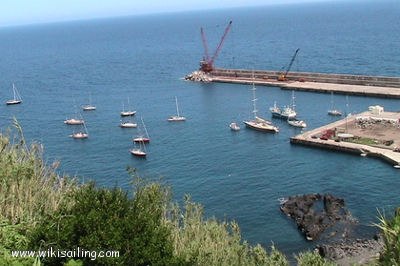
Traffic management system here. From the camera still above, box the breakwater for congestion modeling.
[211,68,400,88]
[186,68,400,98]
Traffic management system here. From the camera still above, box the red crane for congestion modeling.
[199,21,232,73]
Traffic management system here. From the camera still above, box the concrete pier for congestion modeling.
[290,110,400,167]
[203,68,400,98]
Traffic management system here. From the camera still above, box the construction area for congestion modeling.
[290,107,400,167]
[185,20,400,98]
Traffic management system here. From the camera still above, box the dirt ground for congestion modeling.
[333,112,400,149]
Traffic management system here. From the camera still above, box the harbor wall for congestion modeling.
[211,68,400,88]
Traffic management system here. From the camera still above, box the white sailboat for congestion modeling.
[133,117,150,143]
[168,96,186,121]
[243,82,279,133]
[70,122,89,139]
[6,83,22,105]
[328,92,342,116]
[82,92,96,111]
[64,108,84,125]
[121,97,136,117]
[119,119,137,128]
[130,140,147,157]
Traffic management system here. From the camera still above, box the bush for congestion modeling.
[376,208,400,265]
[166,195,289,266]
[30,181,183,265]
[295,251,336,266]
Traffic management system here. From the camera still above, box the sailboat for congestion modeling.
[119,119,137,128]
[327,92,342,116]
[269,91,297,119]
[133,117,150,143]
[6,83,22,105]
[82,92,96,111]
[121,97,136,117]
[130,140,147,157]
[70,122,89,139]
[243,82,279,133]
[64,108,85,125]
[168,96,186,121]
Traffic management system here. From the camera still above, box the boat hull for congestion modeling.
[243,121,279,133]
[6,100,22,105]
[130,149,146,157]
[121,111,136,117]
[133,137,150,143]
[168,116,186,122]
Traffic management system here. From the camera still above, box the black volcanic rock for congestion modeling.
[280,193,357,241]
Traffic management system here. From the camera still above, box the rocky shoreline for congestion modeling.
[280,193,384,265]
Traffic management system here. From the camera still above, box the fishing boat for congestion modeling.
[270,91,297,119]
[82,92,96,111]
[121,97,136,117]
[229,122,240,131]
[327,92,342,116]
[133,117,150,143]
[6,83,22,105]
[243,82,279,133]
[70,122,89,139]
[287,118,307,128]
[167,96,186,121]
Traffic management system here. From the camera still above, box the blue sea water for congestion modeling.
[0,0,399,257]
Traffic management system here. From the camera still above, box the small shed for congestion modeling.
[368,105,384,115]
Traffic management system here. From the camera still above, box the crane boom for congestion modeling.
[278,48,300,81]
[200,21,232,73]
[200,27,210,62]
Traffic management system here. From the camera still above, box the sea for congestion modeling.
[0,0,399,257]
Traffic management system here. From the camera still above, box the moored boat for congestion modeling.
[6,83,22,105]
[229,122,240,131]
[244,81,278,133]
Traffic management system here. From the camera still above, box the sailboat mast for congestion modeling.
[175,96,180,117]
[141,117,149,138]
[252,82,257,118]
[13,83,17,100]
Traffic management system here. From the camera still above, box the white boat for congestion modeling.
[130,140,147,157]
[121,97,136,117]
[229,122,240,131]
[82,92,96,111]
[133,117,150,143]
[244,82,279,133]
[287,118,307,128]
[270,91,297,119]
[70,122,89,139]
[328,92,342,116]
[64,118,84,125]
[168,96,186,121]
[120,120,137,128]
[6,83,22,105]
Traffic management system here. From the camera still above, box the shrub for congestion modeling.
[30,180,183,265]
[375,208,400,265]
[166,195,289,266]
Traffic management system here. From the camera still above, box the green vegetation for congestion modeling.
[1,123,400,265]
[375,208,400,265]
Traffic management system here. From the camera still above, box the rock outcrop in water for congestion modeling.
[184,71,212,82]
[280,193,357,241]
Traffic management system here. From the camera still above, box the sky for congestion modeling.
[1,0,339,27]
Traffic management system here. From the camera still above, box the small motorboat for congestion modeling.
[229,122,240,131]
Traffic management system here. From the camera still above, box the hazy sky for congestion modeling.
[2,0,337,27]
